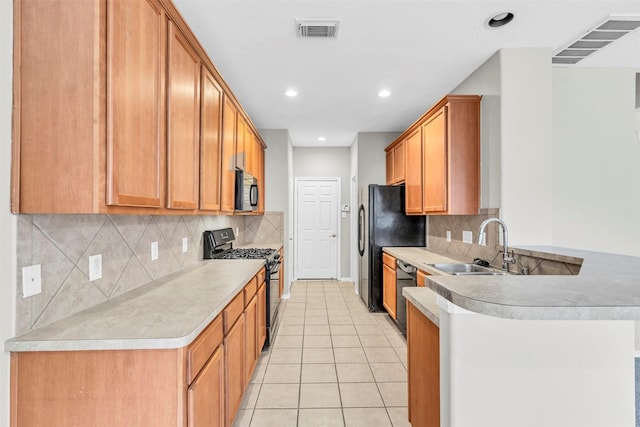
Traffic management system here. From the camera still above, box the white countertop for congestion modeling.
[388,246,640,321]
[5,259,266,352]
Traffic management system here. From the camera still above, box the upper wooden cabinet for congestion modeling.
[385,140,405,185]
[107,0,166,209]
[386,95,481,216]
[200,67,223,211]
[167,21,201,210]
[221,96,238,213]
[404,128,423,214]
[11,0,266,215]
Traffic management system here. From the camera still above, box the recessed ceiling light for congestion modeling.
[285,89,298,97]
[378,89,391,98]
[487,12,514,28]
[318,137,326,142]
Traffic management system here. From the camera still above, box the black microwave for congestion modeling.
[235,169,258,211]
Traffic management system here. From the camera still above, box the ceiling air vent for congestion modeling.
[552,16,640,65]
[296,19,340,39]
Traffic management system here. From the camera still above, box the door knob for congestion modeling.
[330,234,336,237]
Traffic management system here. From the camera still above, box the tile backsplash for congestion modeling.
[15,212,284,335]
[427,209,582,275]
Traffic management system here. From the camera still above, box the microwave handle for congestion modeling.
[250,184,258,207]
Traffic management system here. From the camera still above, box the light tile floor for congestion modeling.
[233,280,410,427]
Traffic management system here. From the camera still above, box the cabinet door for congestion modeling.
[244,294,258,385]
[257,144,265,213]
[107,0,165,208]
[188,345,224,427]
[200,68,222,211]
[167,21,200,210]
[422,107,447,213]
[394,141,405,183]
[220,97,237,212]
[385,149,394,185]
[224,314,245,426]
[257,282,266,352]
[236,115,247,171]
[407,302,440,427]
[404,128,423,214]
[382,264,397,320]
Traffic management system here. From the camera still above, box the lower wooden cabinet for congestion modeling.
[382,253,397,319]
[407,301,440,427]
[9,269,267,427]
[244,294,258,384]
[257,280,267,351]
[188,345,225,427]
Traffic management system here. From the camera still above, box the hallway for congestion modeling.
[233,280,410,427]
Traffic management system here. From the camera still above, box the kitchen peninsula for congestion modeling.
[390,245,640,427]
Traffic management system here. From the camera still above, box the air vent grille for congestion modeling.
[296,19,340,39]
[553,16,640,65]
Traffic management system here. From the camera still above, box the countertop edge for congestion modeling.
[403,288,440,327]
[4,256,275,352]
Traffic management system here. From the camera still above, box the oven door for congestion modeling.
[265,259,282,347]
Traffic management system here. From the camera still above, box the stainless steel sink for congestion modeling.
[426,263,506,275]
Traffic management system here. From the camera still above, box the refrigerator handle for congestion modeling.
[358,204,365,256]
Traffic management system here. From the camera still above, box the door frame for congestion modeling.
[293,177,341,281]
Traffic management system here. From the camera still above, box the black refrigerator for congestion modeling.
[358,184,426,312]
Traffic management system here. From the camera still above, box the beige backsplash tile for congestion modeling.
[14,212,284,334]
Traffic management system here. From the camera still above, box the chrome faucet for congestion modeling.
[477,218,516,271]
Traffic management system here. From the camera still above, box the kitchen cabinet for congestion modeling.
[221,96,238,212]
[199,67,223,211]
[107,0,166,209]
[404,128,423,214]
[236,115,248,171]
[417,269,430,287]
[407,301,440,427]
[9,268,268,426]
[11,0,266,215]
[382,253,397,320]
[385,95,481,216]
[385,140,405,185]
[187,315,225,427]
[224,311,245,427]
[244,277,258,385]
[167,21,201,210]
[257,267,267,352]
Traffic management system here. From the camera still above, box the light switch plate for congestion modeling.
[446,230,451,242]
[151,241,159,261]
[22,264,42,297]
[462,230,473,244]
[182,237,188,253]
[89,254,102,281]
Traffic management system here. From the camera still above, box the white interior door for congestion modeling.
[295,179,339,279]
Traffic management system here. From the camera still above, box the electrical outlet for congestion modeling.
[446,230,451,242]
[182,237,188,253]
[22,264,42,297]
[89,254,102,281]
[151,241,159,261]
[462,230,473,244]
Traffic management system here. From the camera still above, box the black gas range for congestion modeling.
[203,228,281,348]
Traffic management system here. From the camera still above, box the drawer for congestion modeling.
[417,269,430,287]
[382,252,396,269]
[224,292,245,334]
[186,315,223,384]
[244,276,258,307]
[257,267,266,285]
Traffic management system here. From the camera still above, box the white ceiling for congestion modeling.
[173,0,640,147]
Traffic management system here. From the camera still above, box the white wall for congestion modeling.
[552,68,640,256]
[260,129,293,293]
[498,49,554,246]
[0,1,15,425]
[452,53,502,210]
[292,147,352,279]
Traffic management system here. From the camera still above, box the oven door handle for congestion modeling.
[269,260,282,274]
